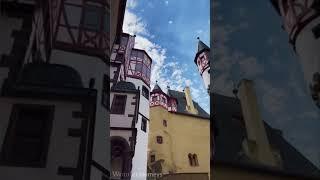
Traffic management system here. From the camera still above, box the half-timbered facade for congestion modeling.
[0,0,126,179]
[270,0,320,107]
[110,32,152,179]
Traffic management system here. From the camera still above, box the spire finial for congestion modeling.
[197,37,200,40]
[156,80,158,84]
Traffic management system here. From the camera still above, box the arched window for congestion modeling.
[188,153,193,166]
[188,153,199,167]
[193,154,199,166]
[156,136,163,144]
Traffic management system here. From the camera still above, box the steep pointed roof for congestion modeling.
[198,39,210,53]
[151,81,163,93]
[194,37,210,64]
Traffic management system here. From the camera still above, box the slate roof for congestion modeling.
[19,63,83,88]
[111,81,137,92]
[168,89,209,119]
[213,93,320,177]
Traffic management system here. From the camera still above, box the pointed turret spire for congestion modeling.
[197,37,210,53]
[152,80,163,92]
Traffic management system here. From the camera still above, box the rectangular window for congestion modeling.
[163,120,167,127]
[101,74,110,109]
[135,62,143,72]
[141,117,147,132]
[150,155,155,162]
[1,104,54,167]
[111,95,127,114]
[83,5,102,31]
[156,136,163,144]
[312,23,320,39]
[142,86,149,100]
[103,11,109,33]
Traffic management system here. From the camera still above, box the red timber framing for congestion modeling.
[197,52,209,75]
[276,0,320,46]
[50,0,110,60]
[150,92,177,112]
[126,49,152,86]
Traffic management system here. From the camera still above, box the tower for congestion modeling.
[0,0,126,179]
[110,32,153,179]
[194,37,210,93]
[270,0,320,107]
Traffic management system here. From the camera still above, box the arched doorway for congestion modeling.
[111,136,132,180]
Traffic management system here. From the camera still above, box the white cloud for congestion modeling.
[123,10,150,37]
[123,9,209,114]
[168,20,173,24]
[126,0,137,9]
[165,1,169,6]
[196,29,203,34]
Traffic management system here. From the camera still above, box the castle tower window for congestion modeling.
[1,104,54,167]
[150,155,155,162]
[111,95,127,114]
[156,136,163,144]
[142,86,149,99]
[163,120,167,127]
[141,117,147,132]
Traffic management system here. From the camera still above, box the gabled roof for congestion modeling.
[168,89,209,119]
[213,93,320,177]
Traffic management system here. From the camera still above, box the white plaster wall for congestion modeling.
[110,92,136,128]
[0,15,22,57]
[202,68,210,91]
[50,49,110,176]
[295,17,320,91]
[126,77,150,118]
[126,78,149,180]
[0,97,81,180]
[131,115,149,180]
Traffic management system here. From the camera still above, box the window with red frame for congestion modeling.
[156,136,163,144]
[111,95,127,114]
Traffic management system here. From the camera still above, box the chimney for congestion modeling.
[184,87,198,114]
[238,79,277,167]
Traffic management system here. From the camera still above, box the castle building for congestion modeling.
[0,0,126,179]
[147,84,210,180]
[110,32,152,179]
[194,38,320,179]
[270,0,320,108]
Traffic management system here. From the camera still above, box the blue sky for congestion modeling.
[123,0,210,113]
[213,1,320,167]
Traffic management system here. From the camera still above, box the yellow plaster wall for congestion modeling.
[148,106,210,175]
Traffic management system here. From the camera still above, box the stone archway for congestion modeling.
[111,136,132,180]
